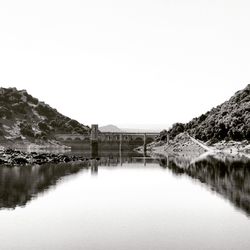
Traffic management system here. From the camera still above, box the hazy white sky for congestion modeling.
[0,0,249,129]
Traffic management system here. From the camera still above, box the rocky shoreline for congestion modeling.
[137,132,250,158]
[0,148,90,166]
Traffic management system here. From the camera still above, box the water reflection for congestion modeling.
[0,149,249,250]
[90,159,98,175]
[159,153,250,217]
[1,148,250,219]
[0,152,156,210]
[0,162,89,209]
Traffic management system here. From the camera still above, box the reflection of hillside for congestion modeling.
[0,162,88,209]
[159,155,250,216]
[0,155,159,209]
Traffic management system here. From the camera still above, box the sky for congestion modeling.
[0,0,249,130]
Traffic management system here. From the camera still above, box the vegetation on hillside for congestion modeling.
[158,84,250,143]
[0,87,89,143]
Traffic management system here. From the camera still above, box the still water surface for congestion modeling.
[0,150,249,250]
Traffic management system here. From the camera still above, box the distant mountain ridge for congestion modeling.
[99,125,122,132]
[0,87,89,146]
[159,84,250,143]
[99,124,161,133]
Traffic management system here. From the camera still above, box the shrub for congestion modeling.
[38,122,50,132]
[20,123,34,137]
[0,107,12,119]
[12,102,27,114]
[35,104,56,119]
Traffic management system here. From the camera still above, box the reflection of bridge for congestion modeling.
[55,124,160,150]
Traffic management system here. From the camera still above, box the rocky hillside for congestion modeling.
[0,87,89,146]
[159,84,250,143]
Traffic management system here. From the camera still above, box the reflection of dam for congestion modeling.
[92,155,160,166]
[159,155,250,217]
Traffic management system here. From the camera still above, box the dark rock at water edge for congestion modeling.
[0,148,89,166]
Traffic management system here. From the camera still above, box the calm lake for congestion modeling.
[0,149,250,250]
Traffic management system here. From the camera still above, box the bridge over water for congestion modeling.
[55,124,160,154]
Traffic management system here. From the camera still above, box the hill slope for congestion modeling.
[99,124,122,132]
[159,84,250,143]
[0,87,89,146]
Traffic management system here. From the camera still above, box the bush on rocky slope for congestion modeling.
[0,87,89,143]
[159,84,250,142]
